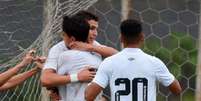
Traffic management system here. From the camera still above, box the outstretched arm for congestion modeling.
[0,50,34,87]
[0,64,24,87]
[0,66,40,91]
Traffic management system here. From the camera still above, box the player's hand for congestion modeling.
[77,67,96,82]
[69,41,93,52]
[34,61,43,69]
[34,56,46,69]
[34,56,47,63]
[19,49,35,67]
[48,87,61,101]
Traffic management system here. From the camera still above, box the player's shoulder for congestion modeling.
[50,41,65,50]
[93,40,101,46]
[101,52,122,64]
[60,50,90,58]
[49,41,67,52]
[144,53,165,67]
[62,50,83,55]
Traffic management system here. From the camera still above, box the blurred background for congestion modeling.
[0,0,200,101]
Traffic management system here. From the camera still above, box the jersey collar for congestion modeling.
[122,48,142,53]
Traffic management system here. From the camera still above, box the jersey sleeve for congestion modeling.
[92,58,112,88]
[43,46,60,71]
[93,41,101,46]
[154,57,175,87]
[57,53,64,69]
[94,40,108,47]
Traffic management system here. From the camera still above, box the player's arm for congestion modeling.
[40,45,71,87]
[168,79,182,94]
[0,66,40,91]
[41,67,95,88]
[48,87,61,101]
[40,69,71,88]
[85,82,103,101]
[85,59,111,101]
[69,41,118,57]
[92,45,118,57]
[154,57,182,95]
[0,64,24,87]
[0,50,34,87]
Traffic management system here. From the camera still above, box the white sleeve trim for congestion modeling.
[92,80,107,89]
[163,74,175,87]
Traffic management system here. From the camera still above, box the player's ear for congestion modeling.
[71,36,76,42]
[120,34,123,43]
[140,32,144,42]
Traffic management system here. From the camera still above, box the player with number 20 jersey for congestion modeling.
[93,48,174,101]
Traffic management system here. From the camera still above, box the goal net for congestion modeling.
[0,0,97,101]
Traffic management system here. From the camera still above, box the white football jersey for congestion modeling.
[93,48,175,101]
[43,40,101,70]
[57,50,102,101]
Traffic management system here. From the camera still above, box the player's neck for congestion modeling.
[124,44,140,48]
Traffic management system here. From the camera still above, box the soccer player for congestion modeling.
[41,11,118,100]
[56,16,102,101]
[0,50,45,91]
[68,11,117,56]
[85,19,182,101]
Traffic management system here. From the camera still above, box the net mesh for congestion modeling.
[0,0,97,101]
[0,0,200,101]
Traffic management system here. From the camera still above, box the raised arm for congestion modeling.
[0,66,40,91]
[0,64,24,87]
[0,50,34,87]
[0,55,45,91]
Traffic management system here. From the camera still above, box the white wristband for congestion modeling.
[70,73,78,82]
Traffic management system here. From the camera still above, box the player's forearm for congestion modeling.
[41,74,71,88]
[92,45,118,57]
[85,90,96,101]
[0,64,24,86]
[41,70,71,88]
[85,82,103,101]
[6,67,39,84]
[0,67,40,91]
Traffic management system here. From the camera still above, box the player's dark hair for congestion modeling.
[120,19,142,44]
[73,10,98,21]
[62,16,89,42]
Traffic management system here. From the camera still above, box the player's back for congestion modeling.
[57,50,101,74]
[102,48,173,101]
[57,50,102,101]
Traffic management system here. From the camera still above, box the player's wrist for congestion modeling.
[32,66,41,72]
[70,73,78,82]
[91,45,98,53]
[16,63,26,69]
[88,44,95,52]
[17,62,26,67]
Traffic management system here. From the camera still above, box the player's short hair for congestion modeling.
[62,16,89,42]
[73,10,98,22]
[120,19,142,44]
